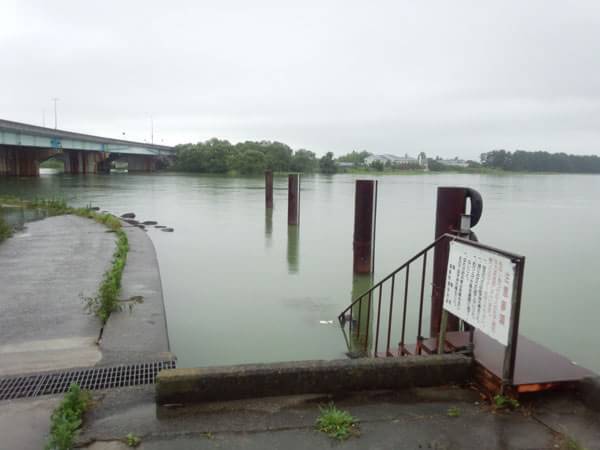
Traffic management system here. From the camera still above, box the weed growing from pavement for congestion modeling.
[83,227,129,323]
[45,383,91,450]
[493,394,520,411]
[560,435,587,450]
[0,214,12,243]
[447,406,461,417]
[125,433,141,447]
[316,403,359,440]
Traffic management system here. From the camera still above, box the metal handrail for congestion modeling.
[337,234,445,322]
[338,235,447,357]
[338,232,525,358]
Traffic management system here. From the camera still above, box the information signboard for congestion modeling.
[443,240,515,346]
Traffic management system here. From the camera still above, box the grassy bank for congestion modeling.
[0,196,128,324]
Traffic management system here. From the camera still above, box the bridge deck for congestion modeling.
[0,118,174,156]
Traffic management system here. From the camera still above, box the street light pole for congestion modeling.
[52,98,59,129]
[151,115,154,144]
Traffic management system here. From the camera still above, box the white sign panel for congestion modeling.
[443,241,515,346]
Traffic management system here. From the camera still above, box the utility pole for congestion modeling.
[52,98,59,129]
[150,115,154,144]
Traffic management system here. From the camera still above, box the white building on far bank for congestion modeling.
[365,153,425,167]
[437,157,469,168]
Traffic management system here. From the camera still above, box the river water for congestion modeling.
[1,170,599,373]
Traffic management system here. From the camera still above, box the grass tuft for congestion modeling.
[125,433,142,447]
[447,406,461,417]
[560,435,587,450]
[0,214,12,243]
[83,227,129,323]
[493,394,520,411]
[45,383,91,450]
[316,403,359,441]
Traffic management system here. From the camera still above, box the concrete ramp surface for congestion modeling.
[0,215,114,376]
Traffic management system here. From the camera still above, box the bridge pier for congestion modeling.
[126,155,157,172]
[63,150,107,174]
[0,147,55,177]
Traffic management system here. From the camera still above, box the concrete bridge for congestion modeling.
[0,118,175,176]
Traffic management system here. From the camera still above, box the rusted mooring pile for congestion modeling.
[264,171,379,276]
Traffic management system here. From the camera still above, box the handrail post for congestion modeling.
[501,257,525,394]
[417,252,427,354]
[399,267,410,353]
[374,285,383,356]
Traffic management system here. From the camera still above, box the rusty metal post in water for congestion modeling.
[288,173,300,225]
[353,180,378,274]
[265,170,273,209]
[430,187,483,336]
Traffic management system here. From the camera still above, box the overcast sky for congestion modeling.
[1,1,599,158]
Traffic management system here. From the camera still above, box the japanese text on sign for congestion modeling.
[443,240,515,346]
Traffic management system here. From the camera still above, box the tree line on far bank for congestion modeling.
[172,142,418,174]
[172,140,600,175]
[481,150,600,173]
[173,139,337,174]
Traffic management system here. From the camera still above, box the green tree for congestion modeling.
[337,150,371,165]
[235,141,292,172]
[236,149,266,174]
[319,152,337,174]
[263,141,293,171]
[291,149,318,173]
[173,139,234,173]
[370,160,384,171]
[481,149,600,173]
[173,139,338,174]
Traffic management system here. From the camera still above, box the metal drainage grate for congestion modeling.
[0,360,176,401]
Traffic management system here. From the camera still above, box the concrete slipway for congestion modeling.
[0,214,172,450]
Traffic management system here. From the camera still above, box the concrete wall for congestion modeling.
[156,354,472,405]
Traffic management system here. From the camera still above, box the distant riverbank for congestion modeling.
[161,166,590,177]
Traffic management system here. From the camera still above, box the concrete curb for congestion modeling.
[156,354,472,404]
[99,223,174,366]
[579,376,600,412]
